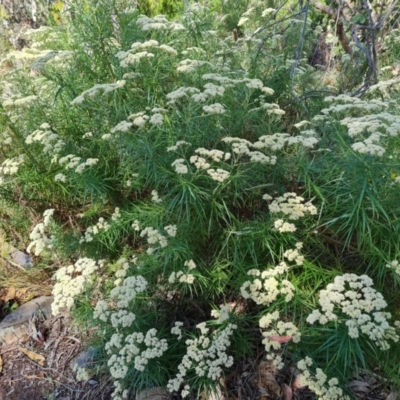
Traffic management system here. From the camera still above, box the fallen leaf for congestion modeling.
[0,353,3,373]
[281,383,293,400]
[18,346,46,366]
[349,380,370,393]
[292,375,306,389]
[268,335,293,344]
[4,287,16,302]
[386,391,399,400]
[16,288,28,297]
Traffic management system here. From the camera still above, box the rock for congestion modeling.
[136,387,170,400]
[70,347,97,370]
[10,248,33,269]
[0,296,53,345]
[0,296,53,329]
[0,324,30,345]
[0,238,33,269]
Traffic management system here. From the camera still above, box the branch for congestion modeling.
[309,0,352,54]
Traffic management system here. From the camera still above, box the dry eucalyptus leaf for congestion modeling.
[4,287,16,302]
[387,391,399,400]
[281,383,293,400]
[18,346,45,366]
[16,288,28,297]
[349,380,370,393]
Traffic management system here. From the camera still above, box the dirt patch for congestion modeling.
[0,312,113,400]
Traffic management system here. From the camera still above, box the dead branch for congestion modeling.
[310,0,353,54]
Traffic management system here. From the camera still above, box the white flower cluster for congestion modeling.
[110,309,136,328]
[112,258,131,287]
[140,225,176,254]
[71,80,126,105]
[256,130,318,149]
[221,137,278,165]
[149,113,164,126]
[166,86,201,105]
[95,273,163,399]
[171,158,189,174]
[168,259,196,284]
[202,73,274,94]
[237,6,254,27]
[73,365,90,382]
[315,95,400,157]
[195,148,231,162]
[136,15,183,32]
[2,95,38,108]
[79,216,111,244]
[177,59,211,73]
[322,94,388,114]
[386,260,400,276]
[268,193,317,233]
[190,155,210,170]
[54,173,67,182]
[111,207,122,221]
[167,323,237,397]
[274,219,296,233]
[0,155,25,175]
[259,311,301,351]
[58,154,99,174]
[296,357,350,400]
[171,321,184,340]
[111,121,133,133]
[103,275,148,318]
[167,140,191,152]
[164,224,177,237]
[167,71,275,106]
[131,220,140,231]
[211,304,231,323]
[25,123,64,154]
[112,108,168,131]
[283,242,304,265]
[203,82,225,98]
[129,111,149,128]
[240,262,294,305]
[170,145,231,182]
[107,328,168,377]
[351,133,385,156]
[116,39,177,69]
[202,103,226,114]
[307,273,399,350]
[52,258,104,315]
[0,129,12,147]
[27,209,54,256]
[206,168,230,182]
[151,190,162,203]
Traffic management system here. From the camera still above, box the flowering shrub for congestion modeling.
[307,274,399,350]
[2,0,400,398]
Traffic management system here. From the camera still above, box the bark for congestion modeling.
[310,0,353,54]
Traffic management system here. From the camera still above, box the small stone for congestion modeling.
[70,347,97,370]
[136,387,170,400]
[10,249,32,269]
[0,296,53,329]
[0,296,53,345]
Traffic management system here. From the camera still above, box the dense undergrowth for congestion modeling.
[1,0,400,399]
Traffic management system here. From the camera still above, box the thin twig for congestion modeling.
[289,0,310,113]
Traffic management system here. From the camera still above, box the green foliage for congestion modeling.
[1,0,400,398]
[137,0,183,17]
